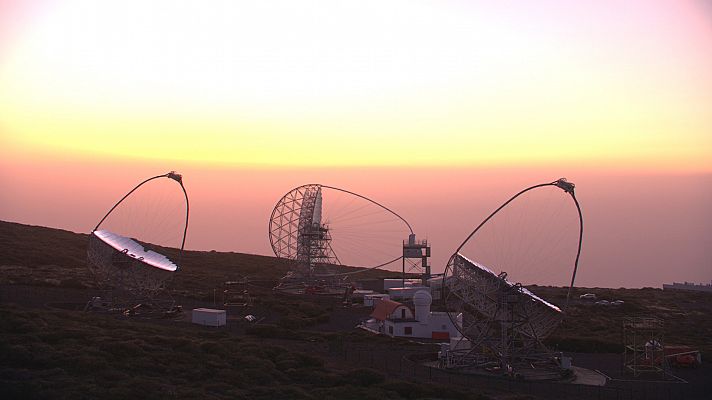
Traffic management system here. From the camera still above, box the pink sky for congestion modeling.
[1,154,709,288]
[1,1,710,288]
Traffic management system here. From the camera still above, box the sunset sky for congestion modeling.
[1,0,710,287]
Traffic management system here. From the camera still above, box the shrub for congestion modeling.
[3,344,36,367]
[545,337,621,353]
[310,385,391,400]
[99,340,146,359]
[342,368,385,387]
[247,385,312,400]
[246,324,299,340]
[288,368,339,387]
[200,340,222,355]
[240,355,276,372]
[298,301,324,317]
[279,316,308,329]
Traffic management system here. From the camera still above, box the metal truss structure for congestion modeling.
[269,184,412,293]
[402,234,431,283]
[623,316,669,378]
[223,276,252,307]
[443,254,563,371]
[87,233,175,301]
[441,179,583,377]
[86,172,189,308]
[270,184,339,289]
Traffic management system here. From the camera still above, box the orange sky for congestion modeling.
[1,0,711,171]
[1,1,711,287]
[1,154,710,288]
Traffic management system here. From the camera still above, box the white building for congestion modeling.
[364,290,462,340]
[192,308,226,327]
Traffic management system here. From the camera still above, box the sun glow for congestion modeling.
[1,0,711,169]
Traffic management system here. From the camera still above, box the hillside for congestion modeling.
[2,220,711,399]
[2,219,711,358]
[537,286,712,358]
[0,220,499,400]
[0,220,398,300]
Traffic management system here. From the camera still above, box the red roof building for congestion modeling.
[370,299,414,321]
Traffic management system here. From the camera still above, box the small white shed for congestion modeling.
[192,308,226,327]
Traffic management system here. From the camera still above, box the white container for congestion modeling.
[192,308,226,327]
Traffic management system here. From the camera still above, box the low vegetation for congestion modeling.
[0,220,395,297]
[1,220,711,399]
[0,304,490,399]
[533,285,712,358]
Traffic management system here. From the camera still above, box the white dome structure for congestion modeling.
[413,290,432,306]
[361,288,461,340]
[413,290,432,323]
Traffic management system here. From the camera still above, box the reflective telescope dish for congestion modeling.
[86,171,189,301]
[92,230,178,272]
[441,178,583,372]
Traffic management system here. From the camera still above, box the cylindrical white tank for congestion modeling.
[413,290,432,323]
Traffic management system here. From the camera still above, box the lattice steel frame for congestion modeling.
[87,233,174,301]
[444,254,563,369]
[269,184,339,283]
[441,178,583,372]
[87,172,189,306]
[269,184,414,290]
[623,316,668,378]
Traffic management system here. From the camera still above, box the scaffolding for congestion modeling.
[402,233,431,284]
[223,278,252,307]
[441,254,564,377]
[622,316,668,378]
